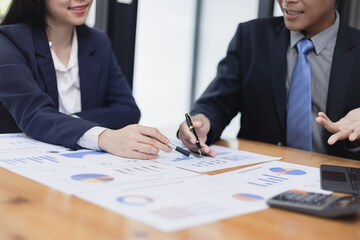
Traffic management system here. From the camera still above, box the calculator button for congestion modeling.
[291,190,307,194]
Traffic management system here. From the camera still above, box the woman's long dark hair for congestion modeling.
[1,0,46,27]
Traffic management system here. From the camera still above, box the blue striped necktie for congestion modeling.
[286,39,314,151]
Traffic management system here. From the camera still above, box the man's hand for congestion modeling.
[178,114,216,156]
[316,109,360,145]
[98,124,171,159]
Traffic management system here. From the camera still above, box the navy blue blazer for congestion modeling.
[0,24,140,149]
[192,17,360,160]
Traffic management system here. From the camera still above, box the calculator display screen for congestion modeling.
[322,171,347,182]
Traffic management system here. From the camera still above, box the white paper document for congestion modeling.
[0,134,326,232]
[78,176,270,232]
[157,139,281,172]
[0,133,60,153]
[211,161,329,193]
[13,161,200,195]
[79,161,328,232]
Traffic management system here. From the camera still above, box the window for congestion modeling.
[0,0,11,19]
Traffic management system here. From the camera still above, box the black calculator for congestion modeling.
[267,190,360,218]
[320,164,360,194]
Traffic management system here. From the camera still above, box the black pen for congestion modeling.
[167,142,193,157]
[185,113,202,155]
[150,136,193,157]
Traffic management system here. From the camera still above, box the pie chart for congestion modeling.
[233,193,264,201]
[117,195,154,206]
[269,167,306,175]
[71,173,114,183]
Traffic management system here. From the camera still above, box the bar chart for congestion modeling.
[0,155,60,166]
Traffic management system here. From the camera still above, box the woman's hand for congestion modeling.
[98,124,172,159]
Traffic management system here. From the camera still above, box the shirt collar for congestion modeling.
[67,28,78,69]
[290,11,340,55]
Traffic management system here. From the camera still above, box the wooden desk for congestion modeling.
[0,138,359,240]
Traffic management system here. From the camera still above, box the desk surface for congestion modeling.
[1,138,360,240]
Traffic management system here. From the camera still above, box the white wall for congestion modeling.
[274,1,283,17]
[86,0,97,27]
[195,0,258,139]
[133,0,259,139]
[133,0,195,137]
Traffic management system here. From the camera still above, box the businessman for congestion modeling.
[178,0,360,160]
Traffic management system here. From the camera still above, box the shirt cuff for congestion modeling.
[71,114,80,118]
[76,126,107,150]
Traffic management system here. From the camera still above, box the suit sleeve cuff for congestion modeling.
[343,139,360,153]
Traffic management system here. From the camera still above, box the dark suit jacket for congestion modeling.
[192,17,360,160]
[0,24,140,149]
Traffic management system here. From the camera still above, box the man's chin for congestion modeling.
[283,20,305,32]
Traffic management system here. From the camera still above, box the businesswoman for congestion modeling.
[0,0,171,159]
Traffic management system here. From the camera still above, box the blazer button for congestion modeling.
[277,142,283,146]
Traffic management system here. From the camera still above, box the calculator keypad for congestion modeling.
[347,167,360,191]
[267,189,360,218]
[272,190,331,206]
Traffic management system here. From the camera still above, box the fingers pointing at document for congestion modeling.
[98,124,172,160]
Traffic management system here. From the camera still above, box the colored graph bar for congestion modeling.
[258,178,279,184]
[133,167,146,172]
[0,160,14,165]
[248,182,267,187]
[27,157,44,163]
[40,156,60,163]
[150,165,163,169]
[125,168,135,172]
[260,177,283,183]
[14,158,27,163]
[6,159,17,164]
[60,151,105,159]
[263,174,288,180]
[116,169,131,175]
[173,156,193,162]
[143,166,158,172]
[266,177,284,182]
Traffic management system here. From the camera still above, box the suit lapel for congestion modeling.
[77,27,101,110]
[32,27,59,108]
[326,22,356,122]
[269,22,289,134]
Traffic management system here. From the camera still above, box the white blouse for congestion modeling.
[50,29,106,150]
